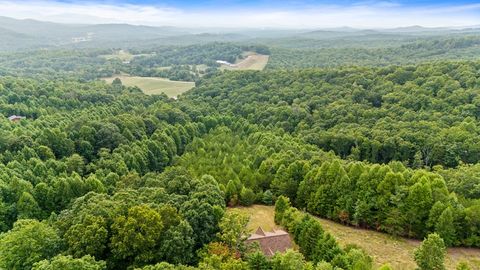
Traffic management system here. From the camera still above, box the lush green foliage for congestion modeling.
[32,255,106,270]
[267,36,480,69]
[125,43,270,81]
[0,50,117,80]
[177,124,480,246]
[187,62,480,168]
[0,219,61,270]
[0,76,226,269]
[414,233,446,270]
[275,196,373,270]
[2,27,480,269]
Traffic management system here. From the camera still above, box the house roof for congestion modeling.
[254,227,266,236]
[8,115,26,121]
[246,227,292,256]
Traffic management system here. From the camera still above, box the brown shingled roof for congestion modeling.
[255,227,266,236]
[246,227,292,256]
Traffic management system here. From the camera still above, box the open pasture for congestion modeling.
[103,75,194,97]
[220,53,270,71]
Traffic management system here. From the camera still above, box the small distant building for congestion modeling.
[245,227,292,256]
[71,33,93,43]
[216,60,235,67]
[71,37,87,43]
[8,115,26,122]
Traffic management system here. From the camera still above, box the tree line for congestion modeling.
[266,36,480,69]
[1,53,480,269]
[276,196,456,270]
[176,124,480,248]
[186,61,480,168]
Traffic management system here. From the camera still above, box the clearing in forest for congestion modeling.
[103,75,194,97]
[100,50,134,62]
[220,52,270,71]
[229,205,281,232]
[100,50,155,62]
[232,205,480,270]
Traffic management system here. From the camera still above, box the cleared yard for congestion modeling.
[220,53,270,71]
[103,76,194,97]
[100,50,134,62]
[232,205,480,270]
[229,205,280,233]
[100,50,155,62]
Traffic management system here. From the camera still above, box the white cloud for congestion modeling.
[0,0,479,28]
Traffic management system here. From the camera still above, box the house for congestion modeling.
[245,227,292,256]
[8,115,26,122]
[216,60,235,67]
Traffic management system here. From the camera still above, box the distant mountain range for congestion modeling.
[0,16,479,51]
[0,16,199,50]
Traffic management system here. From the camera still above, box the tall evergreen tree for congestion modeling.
[414,233,446,270]
[435,207,456,246]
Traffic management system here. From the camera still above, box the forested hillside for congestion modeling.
[186,61,480,168]
[0,43,268,82]
[0,76,233,269]
[266,36,480,68]
[0,15,480,270]
[0,50,117,80]
[1,59,479,269]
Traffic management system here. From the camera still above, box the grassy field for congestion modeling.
[100,50,154,62]
[220,52,270,71]
[231,205,480,270]
[229,205,280,233]
[103,76,194,97]
[100,50,134,62]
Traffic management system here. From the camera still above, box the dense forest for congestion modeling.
[186,61,480,168]
[0,43,268,82]
[266,36,480,69]
[1,60,480,269]
[0,16,480,270]
[0,50,118,80]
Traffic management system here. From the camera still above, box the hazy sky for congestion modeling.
[1,0,480,28]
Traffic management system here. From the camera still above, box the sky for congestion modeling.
[1,0,480,29]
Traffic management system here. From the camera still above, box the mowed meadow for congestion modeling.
[103,52,269,97]
[219,52,270,71]
[100,50,155,62]
[103,75,195,97]
[231,205,480,270]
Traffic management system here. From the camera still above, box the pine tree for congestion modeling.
[405,181,433,238]
[414,233,446,270]
[378,264,394,270]
[413,151,424,168]
[239,187,256,206]
[427,201,446,231]
[274,196,291,224]
[225,180,239,206]
[314,233,342,263]
[262,190,274,205]
[17,192,41,219]
[435,207,456,246]
[247,251,271,270]
[299,220,324,261]
[456,262,471,270]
